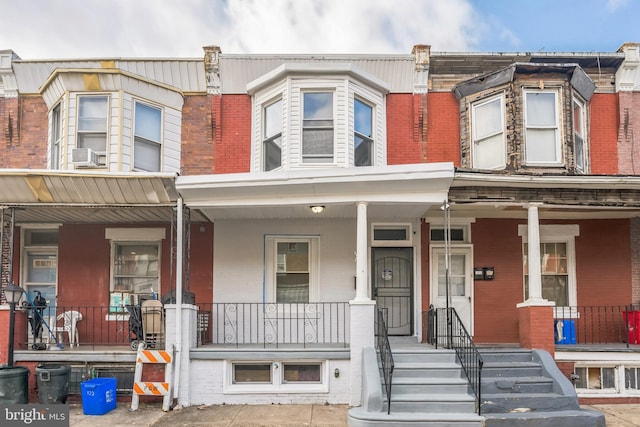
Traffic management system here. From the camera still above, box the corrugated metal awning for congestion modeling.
[0,170,183,224]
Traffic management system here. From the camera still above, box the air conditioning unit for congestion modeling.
[71,148,99,167]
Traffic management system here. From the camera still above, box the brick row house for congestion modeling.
[1,42,640,414]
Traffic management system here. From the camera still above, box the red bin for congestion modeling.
[624,311,640,344]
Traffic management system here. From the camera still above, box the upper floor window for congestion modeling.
[50,103,62,169]
[302,92,334,164]
[263,99,283,171]
[77,96,108,154]
[354,98,373,167]
[573,97,587,173]
[133,101,162,172]
[524,89,561,165]
[471,95,505,170]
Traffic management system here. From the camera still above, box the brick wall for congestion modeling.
[426,92,460,165]
[212,94,252,173]
[617,92,640,174]
[181,95,214,175]
[467,218,632,344]
[0,97,48,169]
[590,93,619,174]
[386,94,423,164]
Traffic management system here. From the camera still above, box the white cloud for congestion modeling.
[1,0,481,58]
[607,0,629,12]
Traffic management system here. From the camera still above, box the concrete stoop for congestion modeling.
[348,342,606,427]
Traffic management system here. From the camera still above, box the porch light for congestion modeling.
[2,282,24,366]
[2,282,23,305]
[310,205,325,214]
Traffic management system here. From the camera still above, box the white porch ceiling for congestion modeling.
[177,163,456,221]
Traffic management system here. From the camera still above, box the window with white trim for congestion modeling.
[112,243,159,296]
[50,103,62,169]
[266,236,319,303]
[302,92,334,164]
[263,98,283,171]
[519,224,578,308]
[471,94,505,170]
[77,95,109,155]
[133,101,162,172]
[574,366,617,392]
[573,96,587,173]
[524,89,561,165]
[227,361,326,393]
[354,98,373,166]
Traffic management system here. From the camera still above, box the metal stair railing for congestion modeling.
[375,307,395,414]
[425,305,484,415]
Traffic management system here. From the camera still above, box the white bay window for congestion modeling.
[472,95,505,170]
[524,89,561,165]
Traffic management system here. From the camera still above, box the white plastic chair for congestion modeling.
[56,310,83,348]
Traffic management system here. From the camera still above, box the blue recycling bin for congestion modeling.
[554,319,576,344]
[81,378,117,415]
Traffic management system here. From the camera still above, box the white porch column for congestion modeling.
[355,202,369,301]
[165,303,198,407]
[521,203,548,304]
[350,201,375,406]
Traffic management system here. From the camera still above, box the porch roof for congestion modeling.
[176,163,455,220]
[447,172,640,220]
[0,169,181,223]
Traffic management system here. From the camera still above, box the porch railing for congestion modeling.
[425,306,483,415]
[19,304,165,351]
[196,302,349,348]
[555,305,640,347]
[375,307,394,414]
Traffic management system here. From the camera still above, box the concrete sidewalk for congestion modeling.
[69,402,640,426]
[69,402,349,426]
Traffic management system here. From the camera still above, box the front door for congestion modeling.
[23,251,58,342]
[431,246,474,335]
[372,247,413,335]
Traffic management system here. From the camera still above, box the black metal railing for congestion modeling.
[20,303,165,351]
[196,302,349,348]
[376,307,394,414]
[425,306,483,415]
[554,305,640,347]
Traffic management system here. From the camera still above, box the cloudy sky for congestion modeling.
[2,0,639,59]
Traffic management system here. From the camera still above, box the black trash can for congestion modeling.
[36,364,71,404]
[0,366,29,404]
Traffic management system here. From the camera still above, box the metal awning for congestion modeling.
[176,163,456,220]
[0,169,183,224]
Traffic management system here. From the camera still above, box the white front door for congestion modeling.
[23,251,58,343]
[430,246,474,335]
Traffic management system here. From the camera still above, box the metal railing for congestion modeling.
[425,306,483,415]
[555,305,640,347]
[20,304,165,351]
[196,302,349,348]
[375,307,394,414]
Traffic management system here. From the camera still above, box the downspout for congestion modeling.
[174,197,184,400]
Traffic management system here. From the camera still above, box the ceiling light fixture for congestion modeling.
[310,205,325,214]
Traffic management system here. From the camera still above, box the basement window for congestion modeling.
[226,361,327,393]
[574,366,617,392]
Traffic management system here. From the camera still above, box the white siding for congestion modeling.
[213,219,357,303]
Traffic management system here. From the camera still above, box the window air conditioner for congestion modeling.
[71,148,99,167]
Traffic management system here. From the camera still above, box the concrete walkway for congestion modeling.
[69,402,640,426]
